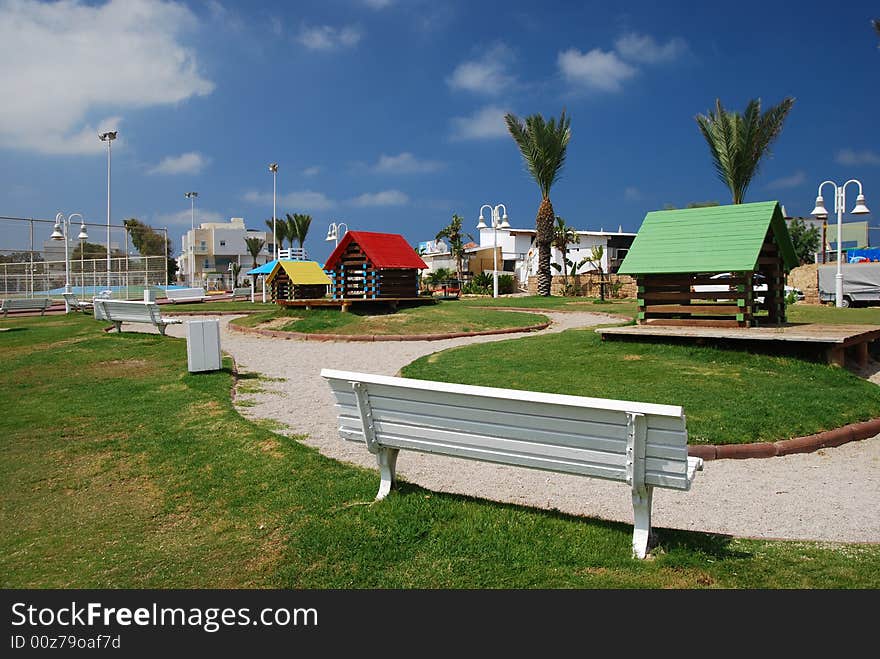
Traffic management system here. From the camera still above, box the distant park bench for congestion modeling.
[94,299,182,336]
[231,287,251,301]
[165,287,210,304]
[322,369,703,559]
[62,292,93,313]
[1,298,51,317]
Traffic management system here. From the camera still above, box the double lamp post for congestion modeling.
[477,203,509,298]
[810,179,870,308]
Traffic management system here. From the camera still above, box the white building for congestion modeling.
[475,224,637,284]
[179,217,273,288]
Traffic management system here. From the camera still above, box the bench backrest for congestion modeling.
[166,287,206,300]
[232,287,251,299]
[2,297,51,310]
[322,369,694,491]
[62,293,87,308]
[95,299,163,324]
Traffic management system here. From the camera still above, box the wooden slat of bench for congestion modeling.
[324,369,683,419]
[331,396,688,461]
[326,376,685,432]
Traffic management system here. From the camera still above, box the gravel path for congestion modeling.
[133,313,880,544]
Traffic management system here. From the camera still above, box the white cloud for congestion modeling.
[243,189,336,211]
[614,33,687,63]
[557,48,636,91]
[836,149,880,166]
[149,152,210,175]
[349,190,409,207]
[766,171,806,189]
[302,166,322,177]
[450,105,510,141]
[373,152,443,174]
[0,0,214,155]
[447,43,515,93]
[298,24,362,51]
[155,208,224,227]
[363,0,393,8]
[624,186,642,201]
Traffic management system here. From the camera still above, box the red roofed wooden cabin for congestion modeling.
[324,231,427,299]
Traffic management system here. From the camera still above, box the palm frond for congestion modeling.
[505,110,571,199]
[695,96,794,204]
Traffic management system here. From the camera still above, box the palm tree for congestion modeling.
[585,245,606,301]
[505,110,572,296]
[291,213,312,252]
[695,97,795,204]
[265,218,285,253]
[551,215,578,288]
[244,237,265,269]
[874,18,880,41]
[435,213,473,284]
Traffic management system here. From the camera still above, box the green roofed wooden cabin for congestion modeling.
[618,201,798,328]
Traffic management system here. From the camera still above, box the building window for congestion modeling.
[200,241,207,249]
[204,259,209,268]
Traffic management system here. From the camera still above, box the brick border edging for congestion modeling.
[688,418,880,460]
[227,320,552,342]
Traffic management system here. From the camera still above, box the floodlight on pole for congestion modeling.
[811,179,871,308]
[98,130,117,289]
[269,163,278,259]
[184,192,198,287]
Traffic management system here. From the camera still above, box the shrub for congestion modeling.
[498,274,516,295]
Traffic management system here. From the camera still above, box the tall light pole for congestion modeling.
[269,163,278,260]
[811,180,871,307]
[50,212,88,312]
[325,221,348,248]
[98,130,117,290]
[477,203,509,298]
[184,192,198,287]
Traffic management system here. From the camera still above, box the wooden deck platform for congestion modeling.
[596,323,880,368]
[276,297,436,312]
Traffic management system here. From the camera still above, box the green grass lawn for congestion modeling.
[787,303,880,325]
[461,295,638,315]
[402,328,880,445]
[1,314,877,588]
[231,301,548,335]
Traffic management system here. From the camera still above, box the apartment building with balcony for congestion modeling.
[178,217,274,288]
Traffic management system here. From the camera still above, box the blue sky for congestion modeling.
[1,0,878,264]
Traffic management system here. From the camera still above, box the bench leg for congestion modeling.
[157,324,167,336]
[375,448,399,500]
[631,485,654,559]
[114,321,122,333]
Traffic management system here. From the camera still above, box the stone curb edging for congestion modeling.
[688,417,880,460]
[228,320,552,342]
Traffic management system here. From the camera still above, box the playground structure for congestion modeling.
[619,201,798,328]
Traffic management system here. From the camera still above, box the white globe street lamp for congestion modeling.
[325,221,348,248]
[51,212,88,312]
[811,179,871,307]
[477,203,509,298]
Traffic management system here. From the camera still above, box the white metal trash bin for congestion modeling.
[144,288,156,303]
[186,319,222,373]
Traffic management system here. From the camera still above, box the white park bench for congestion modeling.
[94,299,182,336]
[231,286,251,301]
[1,297,52,317]
[321,369,703,559]
[62,292,93,313]
[165,287,210,304]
